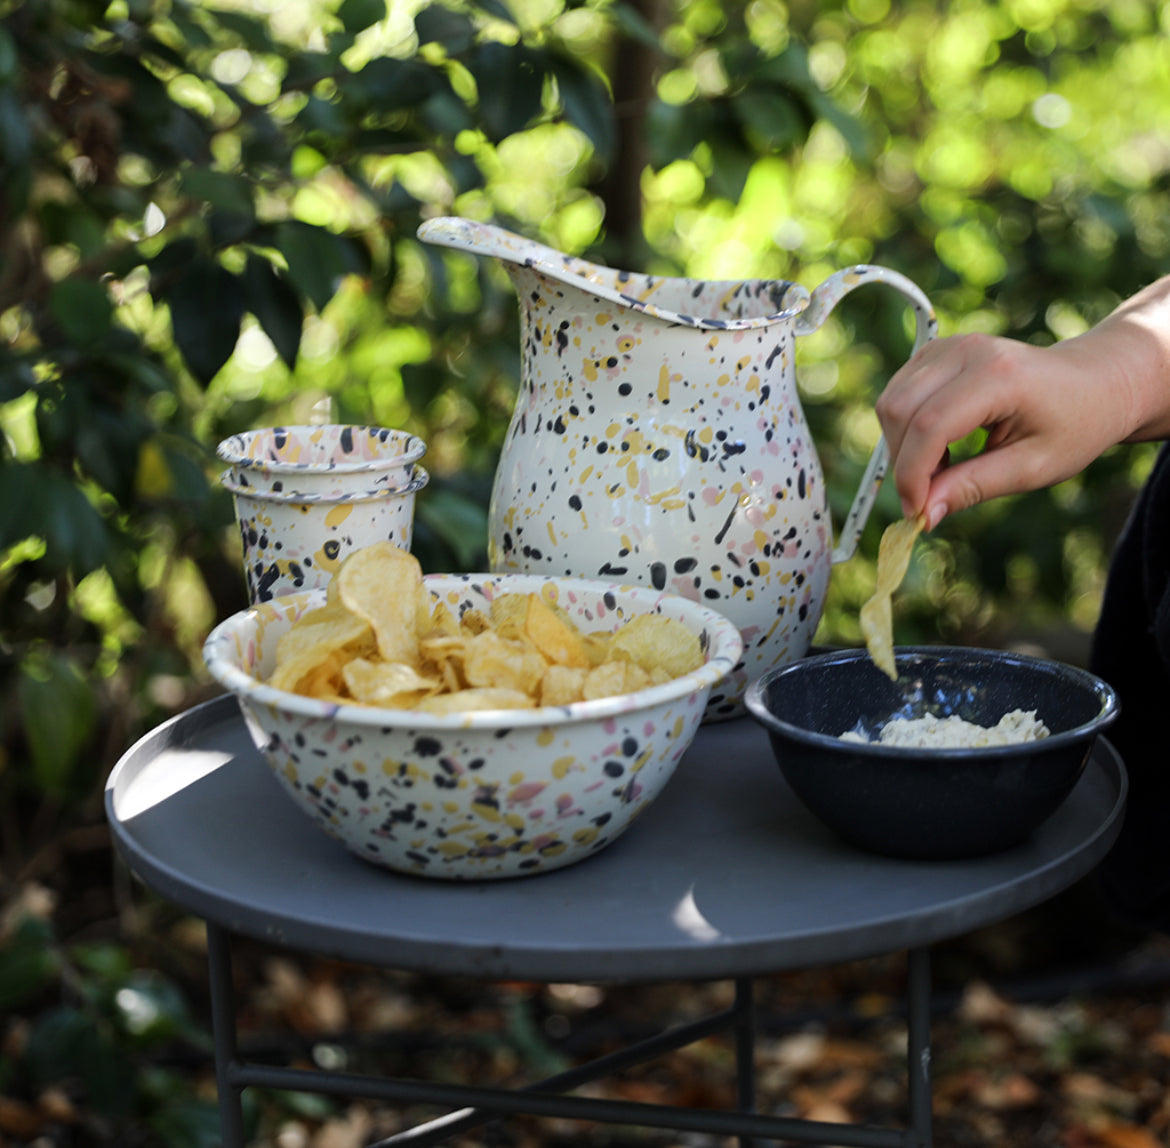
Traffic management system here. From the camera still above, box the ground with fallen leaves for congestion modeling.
[190,879,1170,1148]
[4,857,1170,1148]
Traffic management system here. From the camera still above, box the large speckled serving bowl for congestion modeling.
[203,574,743,880]
[745,646,1119,860]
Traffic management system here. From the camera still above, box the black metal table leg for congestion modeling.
[733,976,760,1148]
[905,946,933,1148]
[207,922,247,1148]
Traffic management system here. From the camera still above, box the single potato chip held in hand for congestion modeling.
[266,545,709,713]
[860,514,924,681]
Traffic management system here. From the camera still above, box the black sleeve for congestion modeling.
[1090,441,1170,933]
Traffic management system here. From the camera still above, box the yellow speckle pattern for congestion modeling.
[229,475,422,603]
[453,221,935,714]
[217,563,735,880]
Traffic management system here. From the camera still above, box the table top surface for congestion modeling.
[106,694,1126,983]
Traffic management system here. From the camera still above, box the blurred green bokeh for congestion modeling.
[3,0,1169,830]
[4,0,1170,1139]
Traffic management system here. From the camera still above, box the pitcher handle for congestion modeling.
[794,266,937,564]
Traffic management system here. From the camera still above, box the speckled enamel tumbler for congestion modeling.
[217,425,428,603]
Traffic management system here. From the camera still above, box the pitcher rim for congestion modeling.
[418,215,812,331]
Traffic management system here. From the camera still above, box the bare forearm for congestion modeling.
[1083,275,1170,443]
[876,274,1170,527]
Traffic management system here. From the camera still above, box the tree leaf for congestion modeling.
[468,0,515,22]
[749,44,870,160]
[110,969,196,1042]
[179,167,254,216]
[159,438,214,501]
[42,471,110,576]
[608,0,664,51]
[18,651,98,800]
[49,278,114,346]
[420,88,477,137]
[345,57,439,111]
[26,1006,137,1117]
[296,93,350,140]
[414,5,477,52]
[0,353,36,403]
[414,485,490,571]
[0,917,59,1012]
[208,207,256,247]
[147,1097,225,1148]
[337,0,386,34]
[550,53,615,163]
[470,42,545,141]
[0,461,46,550]
[243,254,302,370]
[273,220,363,312]
[39,200,106,257]
[205,8,277,53]
[0,25,18,83]
[732,89,806,150]
[165,258,245,385]
[645,98,714,169]
[76,403,146,502]
[0,87,31,166]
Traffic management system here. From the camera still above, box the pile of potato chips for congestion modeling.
[267,542,705,713]
[859,513,925,681]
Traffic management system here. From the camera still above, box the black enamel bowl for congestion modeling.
[744,646,1119,860]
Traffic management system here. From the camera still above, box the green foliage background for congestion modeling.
[1,0,1169,1140]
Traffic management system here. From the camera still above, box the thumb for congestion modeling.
[926,447,1040,521]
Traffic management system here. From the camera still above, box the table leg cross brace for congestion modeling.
[207,924,933,1148]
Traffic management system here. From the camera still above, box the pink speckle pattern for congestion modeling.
[418,217,936,718]
[202,573,743,880]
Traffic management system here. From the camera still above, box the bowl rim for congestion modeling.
[203,575,744,730]
[216,425,428,474]
[219,466,430,504]
[744,644,1120,757]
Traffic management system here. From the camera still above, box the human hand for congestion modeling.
[875,329,1146,530]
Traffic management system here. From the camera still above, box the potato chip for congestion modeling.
[581,633,613,666]
[582,660,652,700]
[459,607,492,636]
[342,658,440,707]
[860,514,924,681]
[416,687,535,714]
[267,543,711,713]
[859,593,895,680]
[337,542,422,666]
[424,597,460,637]
[269,602,372,693]
[464,631,546,695]
[540,663,588,706]
[606,614,703,679]
[489,593,529,639]
[524,593,591,668]
[418,635,468,693]
[297,650,349,699]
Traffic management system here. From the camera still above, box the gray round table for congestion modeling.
[106,694,1127,1148]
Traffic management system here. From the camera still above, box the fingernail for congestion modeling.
[925,502,947,532]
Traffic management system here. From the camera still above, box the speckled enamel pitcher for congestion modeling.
[418,217,936,717]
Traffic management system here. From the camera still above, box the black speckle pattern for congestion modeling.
[204,572,742,880]
[424,220,937,716]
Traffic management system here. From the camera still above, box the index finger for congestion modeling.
[877,339,971,513]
